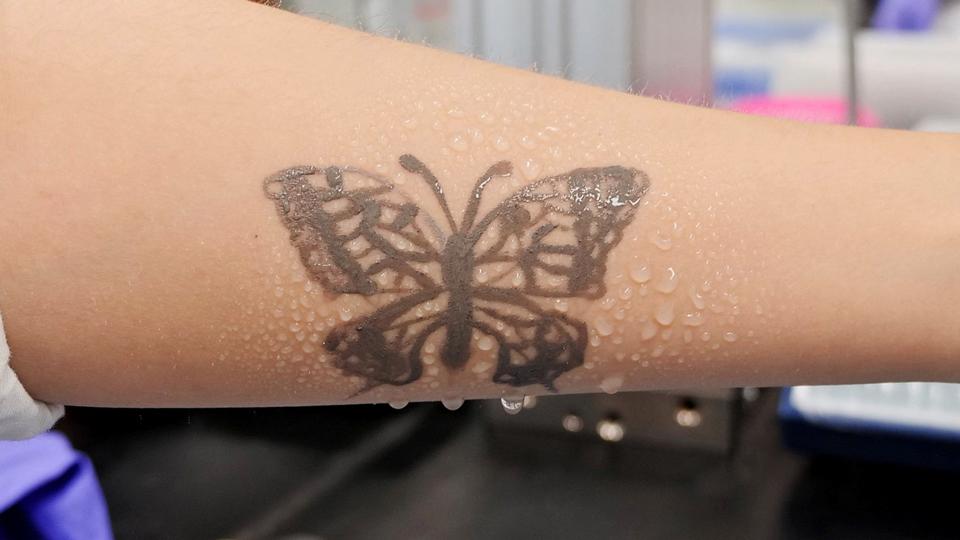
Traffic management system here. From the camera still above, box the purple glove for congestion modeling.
[0,432,112,540]
[872,0,941,31]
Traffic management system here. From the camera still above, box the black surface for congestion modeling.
[57,392,960,540]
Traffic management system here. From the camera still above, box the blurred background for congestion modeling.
[7,1,960,539]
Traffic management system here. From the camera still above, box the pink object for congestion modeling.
[729,96,881,127]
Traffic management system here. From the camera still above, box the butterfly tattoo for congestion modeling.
[264,154,650,391]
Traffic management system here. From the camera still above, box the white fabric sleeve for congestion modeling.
[0,310,64,440]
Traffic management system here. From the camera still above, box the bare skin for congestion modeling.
[0,0,958,408]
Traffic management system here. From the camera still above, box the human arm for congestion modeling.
[1,0,958,407]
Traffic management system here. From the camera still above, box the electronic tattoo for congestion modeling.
[264,155,650,391]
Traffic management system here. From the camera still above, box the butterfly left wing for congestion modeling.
[264,162,449,388]
[263,164,444,296]
[324,288,445,386]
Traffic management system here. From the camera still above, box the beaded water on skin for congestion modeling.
[264,154,650,391]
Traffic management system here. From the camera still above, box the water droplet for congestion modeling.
[511,271,524,287]
[519,135,537,149]
[650,231,672,250]
[493,135,510,152]
[618,286,633,300]
[449,133,468,152]
[700,331,712,342]
[475,267,489,283]
[401,117,417,130]
[654,267,679,294]
[441,398,465,411]
[681,311,704,326]
[723,331,738,343]
[479,111,495,124]
[594,316,614,336]
[554,299,568,312]
[655,300,675,326]
[389,401,408,409]
[640,320,658,341]
[521,158,542,179]
[629,264,652,284]
[471,360,492,373]
[447,106,465,118]
[688,287,706,310]
[501,396,524,415]
[600,375,624,395]
[477,335,495,351]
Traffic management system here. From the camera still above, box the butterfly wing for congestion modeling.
[264,164,447,385]
[471,286,587,390]
[464,165,649,389]
[324,289,445,386]
[264,165,445,296]
[468,165,649,299]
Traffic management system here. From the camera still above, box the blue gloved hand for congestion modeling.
[872,0,941,31]
[0,432,112,540]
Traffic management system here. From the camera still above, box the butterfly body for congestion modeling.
[439,231,475,369]
[265,155,649,392]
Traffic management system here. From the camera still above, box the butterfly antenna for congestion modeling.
[398,154,458,233]
[461,160,512,233]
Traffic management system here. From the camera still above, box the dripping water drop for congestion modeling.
[500,396,524,415]
[441,397,465,411]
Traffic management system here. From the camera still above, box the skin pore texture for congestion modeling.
[0,1,958,408]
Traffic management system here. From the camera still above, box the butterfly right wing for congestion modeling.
[467,165,650,299]
[470,286,587,390]
[461,164,649,389]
